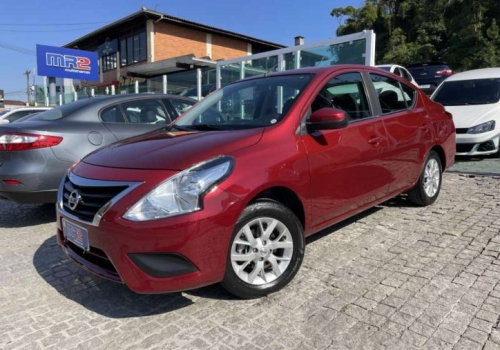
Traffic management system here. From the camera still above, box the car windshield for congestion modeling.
[173,74,314,130]
[377,67,391,72]
[432,78,500,106]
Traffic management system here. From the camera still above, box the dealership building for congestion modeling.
[38,8,375,104]
[41,8,284,103]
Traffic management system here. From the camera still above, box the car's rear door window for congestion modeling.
[312,72,372,121]
[100,106,126,123]
[120,99,170,124]
[369,74,416,113]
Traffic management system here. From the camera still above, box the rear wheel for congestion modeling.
[408,150,442,206]
[222,201,305,299]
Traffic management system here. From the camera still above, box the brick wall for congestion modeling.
[154,22,206,61]
[154,22,249,61]
[211,34,247,60]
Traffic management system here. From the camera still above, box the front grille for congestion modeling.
[62,176,128,222]
[455,128,468,134]
[456,143,475,153]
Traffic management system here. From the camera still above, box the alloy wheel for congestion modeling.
[230,217,293,285]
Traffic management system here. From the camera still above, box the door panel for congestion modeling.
[303,118,390,228]
[368,73,433,193]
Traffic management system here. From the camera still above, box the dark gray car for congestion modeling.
[0,94,195,203]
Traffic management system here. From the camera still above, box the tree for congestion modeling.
[331,0,500,71]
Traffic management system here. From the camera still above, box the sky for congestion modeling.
[0,0,361,102]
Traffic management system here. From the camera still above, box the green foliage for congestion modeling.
[331,0,500,71]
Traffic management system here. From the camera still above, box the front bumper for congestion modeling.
[455,132,499,156]
[56,166,242,294]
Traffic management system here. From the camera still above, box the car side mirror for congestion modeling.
[306,108,347,132]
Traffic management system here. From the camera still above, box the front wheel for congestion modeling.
[221,201,305,299]
[408,150,442,206]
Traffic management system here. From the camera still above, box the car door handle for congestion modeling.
[368,136,382,145]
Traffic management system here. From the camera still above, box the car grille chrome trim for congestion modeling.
[57,172,142,227]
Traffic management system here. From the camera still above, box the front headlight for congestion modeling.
[123,156,234,221]
[467,120,495,134]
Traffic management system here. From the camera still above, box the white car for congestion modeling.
[0,107,51,124]
[432,68,500,157]
[376,64,418,86]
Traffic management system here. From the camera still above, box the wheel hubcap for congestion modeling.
[423,158,440,197]
[231,217,293,285]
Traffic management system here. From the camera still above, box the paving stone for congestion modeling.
[1,174,500,350]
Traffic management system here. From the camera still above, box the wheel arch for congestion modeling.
[248,186,306,231]
[430,145,446,171]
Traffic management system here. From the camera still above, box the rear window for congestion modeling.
[28,99,95,121]
[432,79,500,106]
[407,65,449,76]
[377,67,391,72]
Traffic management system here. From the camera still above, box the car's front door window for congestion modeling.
[311,72,371,121]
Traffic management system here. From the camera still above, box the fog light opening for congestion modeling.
[478,141,495,152]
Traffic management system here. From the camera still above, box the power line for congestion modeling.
[0,26,101,33]
[0,21,110,26]
[0,42,36,55]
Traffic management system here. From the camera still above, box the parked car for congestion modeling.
[432,68,500,157]
[171,84,216,100]
[376,64,418,86]
[0,94,195,203]
[56,65,455,298]
[0,107,51,124]
[407,62,454,95]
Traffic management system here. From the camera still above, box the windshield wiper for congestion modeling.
[164,124,193,132]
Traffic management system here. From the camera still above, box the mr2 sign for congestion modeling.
[36,45,99,81]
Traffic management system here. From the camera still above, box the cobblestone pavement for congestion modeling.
[1,173,500,350]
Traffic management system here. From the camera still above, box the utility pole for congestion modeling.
[24,70,31,105]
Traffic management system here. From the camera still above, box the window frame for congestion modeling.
[366,72,418,116]
[120,30,147,67]
[309,70,376,125]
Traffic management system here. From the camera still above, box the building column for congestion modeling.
[147,19,155,63]
[48,77,57,106]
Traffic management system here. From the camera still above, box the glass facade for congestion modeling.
[216,31,375,88]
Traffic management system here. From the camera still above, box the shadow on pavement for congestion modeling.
[33,236,196,318]
[0,202,56,228]
[306,206,382,245]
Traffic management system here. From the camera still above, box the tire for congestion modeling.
[408,150,442,206]
[221,201,305,299]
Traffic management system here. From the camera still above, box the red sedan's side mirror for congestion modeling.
[306,108,347,132]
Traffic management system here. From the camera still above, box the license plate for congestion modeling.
[419,84,431,89]
[62,219,89,251]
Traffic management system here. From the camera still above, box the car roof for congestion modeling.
[375,64,400,68]
[443,68,500,82]
[60,93,196,110]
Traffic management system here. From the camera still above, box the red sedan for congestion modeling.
[56,65,455,298]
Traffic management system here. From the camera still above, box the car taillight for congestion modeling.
[0,133,63,151]
[436,69,454,76]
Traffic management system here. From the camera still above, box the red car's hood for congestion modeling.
[82,128,264,170]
